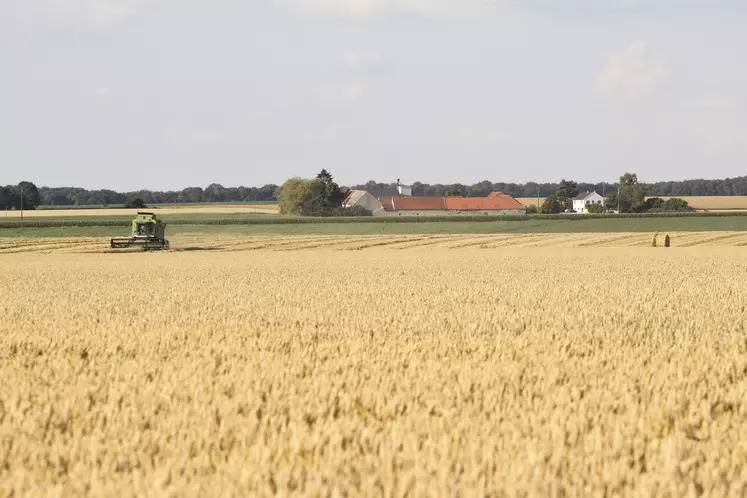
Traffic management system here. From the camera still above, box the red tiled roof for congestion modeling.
[392,196,446,210]
[445,194,525,211]
[359,191,526,212]
[574,191,596,200]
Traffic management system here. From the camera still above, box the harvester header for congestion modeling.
[110,211,169,250]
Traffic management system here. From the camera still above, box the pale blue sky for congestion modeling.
[2,0,745,190]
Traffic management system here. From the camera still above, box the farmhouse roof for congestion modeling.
[351,191,526,212]
[574,191,598,200]
[342,190,366,206]
[444,194,524,211]
[392,196,447,210]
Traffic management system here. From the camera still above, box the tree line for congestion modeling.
[5,171,747,211]
[0,182,42,210]
[353,175,747,198]
[0,183,280,210]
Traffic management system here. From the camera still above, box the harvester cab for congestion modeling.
[110,212,169,250]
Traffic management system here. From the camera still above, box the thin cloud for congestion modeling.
[344,51,383,68]
[29,0,143,27]
[697,95,740,109]
[319,82,366,103]
[594,40,667,98]
[293,0,501,17]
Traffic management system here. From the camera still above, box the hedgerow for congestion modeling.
[2,211,747,229]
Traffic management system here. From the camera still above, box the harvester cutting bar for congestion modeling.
[110,238,169,250]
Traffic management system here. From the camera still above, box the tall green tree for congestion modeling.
[553,179,578,212]
[540,195,565,214]
[663,198,692,211]
[555,179,579,199]
[203,183,226,202]
[280,170,349,215]
[605,173,646,213]
[645,197,665,210]
[316,169,334,184]
[16,181,41,210]
[316,169,345,208]
[620,173,646,212]
[0,186,13,209]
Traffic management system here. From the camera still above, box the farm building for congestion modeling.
[342,191,526,216]
[341,190,387,215]
[572,191,604,213]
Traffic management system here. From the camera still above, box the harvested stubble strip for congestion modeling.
[476,235,544,249]
[442,236,516,250]
[221,236,336,251]
[578,234,641,247]
[390,235,466,250]
[510,234,590,248]
[342,236,433,251]
[277,237,385,251]
[676,232,745,247]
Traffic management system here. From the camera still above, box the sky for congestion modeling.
[2,0,746,191]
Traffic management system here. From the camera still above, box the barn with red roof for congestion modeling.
[343,190,526,216]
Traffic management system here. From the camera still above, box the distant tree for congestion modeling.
[470,180,494,197]
[180,187,203,203]
[279,178,330,215]
[125,198,146,209]
[258,184,279,201]
[605,173,646,213]
[203,183,226,202]
[314,170,345,208]
[16,181,41,210]
[280,178,317,215]
[540,195,565,214]
[0,186,13,210]
[586,203,606,214]
[663,198,693,212]
[553,179,578,212]
[99,190,120,207]
[316,169,334,184]
[555,179,579,200]
[525,204,539,214]
[619,173,646,213]
[280,171,349,215]
[645,197,665,210]
[410,181,425,196]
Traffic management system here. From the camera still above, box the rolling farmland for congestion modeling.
[1,236,746,496]
[7,196,747,218]
[5,232,747,254]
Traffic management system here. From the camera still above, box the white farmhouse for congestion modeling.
[572,191,604,213]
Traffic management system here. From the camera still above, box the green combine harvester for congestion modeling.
[110,212,170,250]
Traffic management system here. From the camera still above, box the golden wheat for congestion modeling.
[1,241,746,497]
[6,233,747,255]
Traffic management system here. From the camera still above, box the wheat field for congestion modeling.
[5,232,747,254]
[1,236,746,496]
